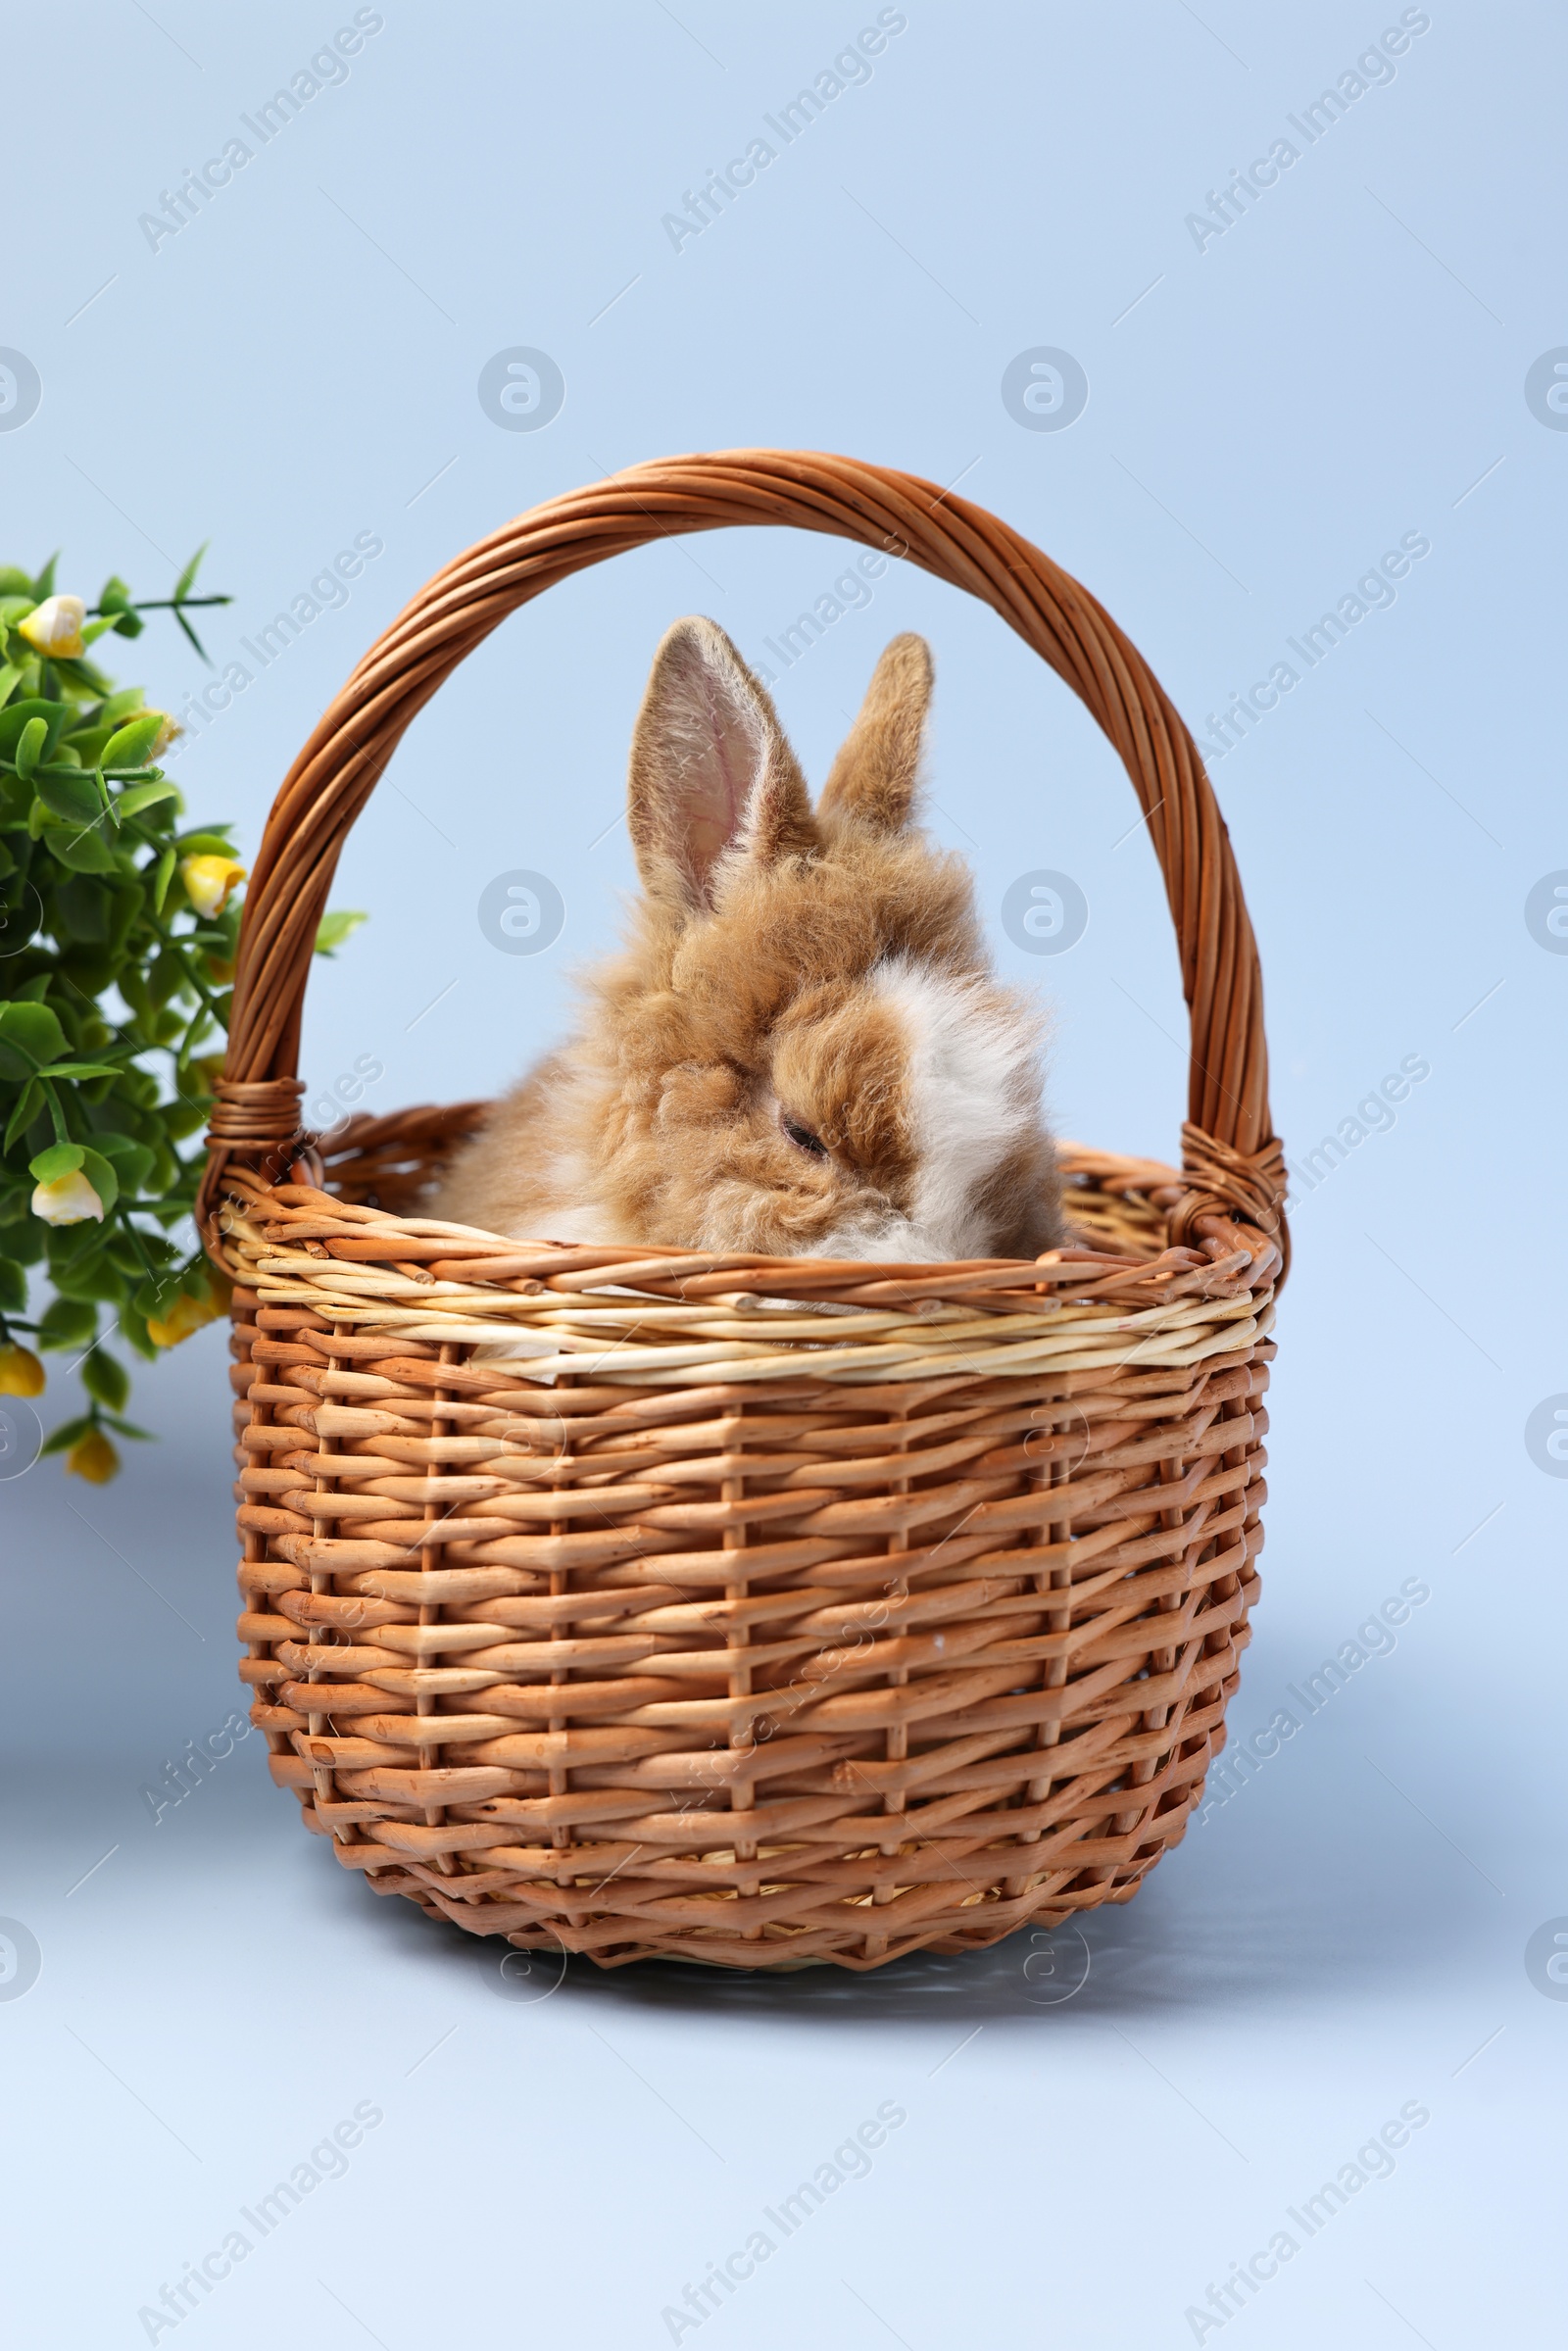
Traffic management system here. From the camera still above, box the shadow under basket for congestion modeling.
[203,450,1289,1972]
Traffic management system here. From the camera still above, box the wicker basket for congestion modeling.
[201,450,1288,1972]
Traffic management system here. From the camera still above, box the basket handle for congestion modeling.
[203,448,1286,1265]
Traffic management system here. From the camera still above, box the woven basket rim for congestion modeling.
[216,1137,1278,1391]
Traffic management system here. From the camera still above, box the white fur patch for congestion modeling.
[476,1138,619,1248]
[850,955,1041,1259]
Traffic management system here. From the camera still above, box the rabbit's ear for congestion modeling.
[628,616,819,911]
[818,632,933,834]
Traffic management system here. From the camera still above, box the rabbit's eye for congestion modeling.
[781,1113,828,1159]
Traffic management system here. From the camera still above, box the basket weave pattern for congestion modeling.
[207,452,1287,1970]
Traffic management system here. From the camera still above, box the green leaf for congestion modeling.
[151,842,176,911]
[116,778,180,820]
[162,1099,207,1141]
[102,714,164,770]
[45,1226,104,1279]
[0,1003,69,1073]
[38,1061,122,1081]
[0,698,69,760]
[34,768,103,826]
[46,827,121,874]
[0,1256,25,1314]
[3,1081,43,1152]
[172,547,214,666]
[173,607,211,662]
[80,1347,130,1411]
[132,1274,174,1321]
[36,1298,96,1350]
[0,661,24,710]
[15,716,47,783]
[29,1142,85,1184]
[314,907,368,957]
[95,1136,156,1194]
[148,948,186,1007]
[94,582,144,643]
[102,1412,153,1441]
[105,879,142,954]
[53,874,109,943]
[48,654,114,696]
[40,1412,96,1454]
[54,1251,126,1304]
[76,1149,120,1217]
[60,723,115,766]
[118,1303,159,1361]
[105,1234,147,1282]
[148,1146,181,1200]
[172,543,208,604]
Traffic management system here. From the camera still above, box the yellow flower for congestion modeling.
[147,1290,221,1347]
[31,1170,106,1225]
[67,1428,120,1483]
[18,593,87,660]
[180,854,246,918]
[0,1343,45,1397]
[147,710,183,759]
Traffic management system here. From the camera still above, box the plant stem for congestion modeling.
[85,596,233,615]
[38,1076,70,1147]
[116,1207,167,1292]
[149,916,223,1019]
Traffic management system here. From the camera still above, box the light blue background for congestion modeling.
[3,5,1565,2345]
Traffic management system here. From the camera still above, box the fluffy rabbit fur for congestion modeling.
[433,616,1064,1261]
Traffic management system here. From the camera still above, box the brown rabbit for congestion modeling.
[433,616,1064,1260]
